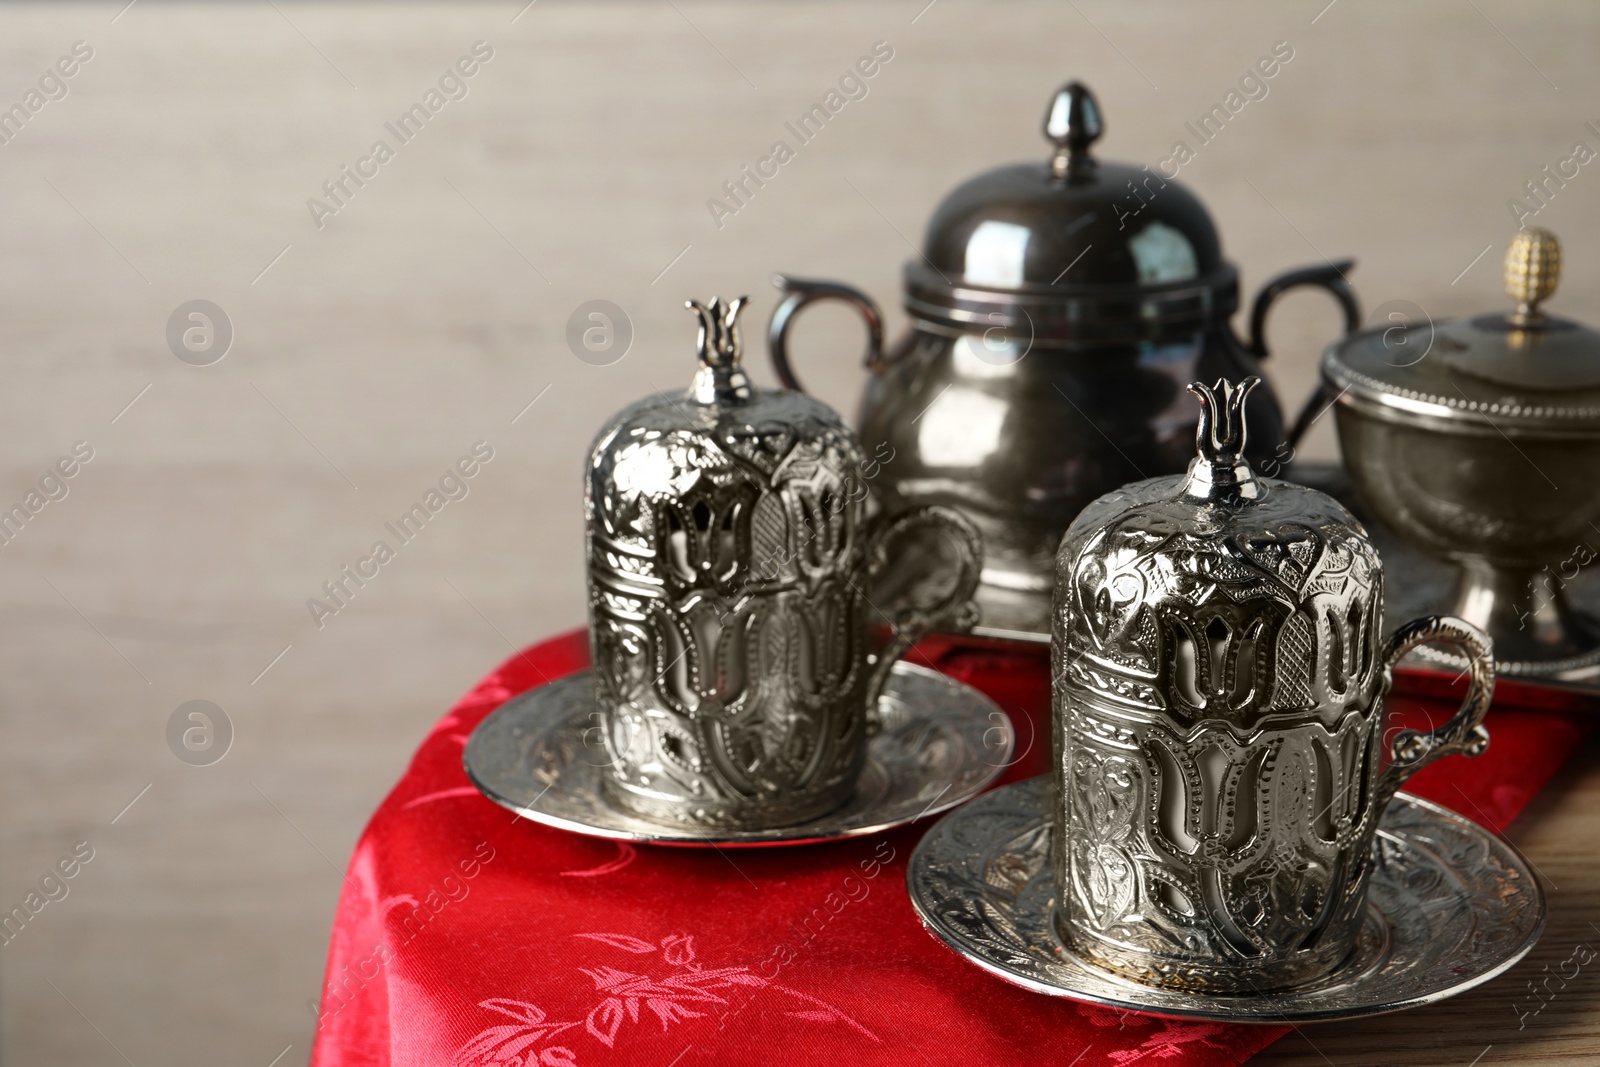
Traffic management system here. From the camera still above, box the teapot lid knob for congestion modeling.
[1505,227,1561,327]
[1044,81,1102,180]
[687,296,752,404]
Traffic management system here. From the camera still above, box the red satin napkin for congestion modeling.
[310,630,1590,1067]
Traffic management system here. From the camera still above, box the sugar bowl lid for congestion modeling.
[905,81,1236,340]
[1323,229,1600,434]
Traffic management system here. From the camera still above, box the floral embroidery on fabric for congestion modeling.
[453,999,580,1067]
[1078,1004,1234,1064]
[453,931,877,1066]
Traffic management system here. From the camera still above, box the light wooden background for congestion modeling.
[1,2,1597,1065]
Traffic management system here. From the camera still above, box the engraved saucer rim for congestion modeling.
[906,776,1547,1023]
[464,661,1015,848]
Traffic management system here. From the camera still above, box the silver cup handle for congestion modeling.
[1373,615,1495,810]
[859,505,983,726]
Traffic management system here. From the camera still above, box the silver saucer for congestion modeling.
[465,662,1014,848]
[907,777,1546,1023]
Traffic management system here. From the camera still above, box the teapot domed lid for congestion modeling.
[905,82,1238,343]
[1323,229,1600,434]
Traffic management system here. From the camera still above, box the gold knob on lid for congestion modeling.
[1505,228,1561,326]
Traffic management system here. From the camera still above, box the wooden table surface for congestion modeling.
[1,2,1596,1065]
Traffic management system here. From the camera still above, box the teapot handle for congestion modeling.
[768,275,886,394]
[1249,260,1361,451]
[1247,259,1361,359]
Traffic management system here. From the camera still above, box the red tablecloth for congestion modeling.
[311,630,1590,1067]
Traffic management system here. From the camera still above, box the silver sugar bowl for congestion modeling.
[1325,228,1600,683]
[586,296,982,829]
[1052,377,1495,993]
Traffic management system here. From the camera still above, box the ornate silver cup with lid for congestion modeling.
[1051,377,1496,993]
[586,296,982,830]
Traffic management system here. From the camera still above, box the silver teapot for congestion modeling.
[768,81,1359,638]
